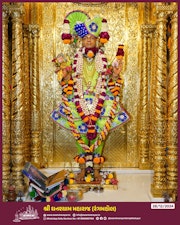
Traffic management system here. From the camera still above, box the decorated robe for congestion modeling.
[51,47,130,159]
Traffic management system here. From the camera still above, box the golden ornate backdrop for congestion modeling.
[2,2,178,199]
[27,2,149,168]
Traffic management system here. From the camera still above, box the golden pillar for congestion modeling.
[149,29,158,169]
[139,24,156,169]
[2,4,11,201]
[151,3,178,198]
[29,24,42,168]
[166,10,178,194]
[10,3,26,191]
[151,7,168,197]
[23,24,31,162]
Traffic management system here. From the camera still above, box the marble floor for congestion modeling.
[36,168,164,202]
[80,170,153,202]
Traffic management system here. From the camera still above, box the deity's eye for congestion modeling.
[91,36,96,40]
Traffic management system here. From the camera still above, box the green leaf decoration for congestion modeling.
[66,10,90,35]
[85,16,102,37]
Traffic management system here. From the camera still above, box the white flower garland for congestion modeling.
[72,47,107,76]
[73,47,108,116]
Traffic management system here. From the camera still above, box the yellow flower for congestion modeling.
[46,196,51,202]
[69,178,74,185]
[69,172,75,179]
[105,179,110,185]
[108,173,113,179]
[57,70,63,81]
[60,62,68,69]
[62,190,67,197]
[85,176,91,183]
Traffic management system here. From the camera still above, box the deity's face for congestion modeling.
[82,34,97,48]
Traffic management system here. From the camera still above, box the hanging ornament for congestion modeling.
[61,19,72,44]
[116,44,124,60]
[99,19,110,44]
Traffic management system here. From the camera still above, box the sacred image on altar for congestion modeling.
[2,2,178,203]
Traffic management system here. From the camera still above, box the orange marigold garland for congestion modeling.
[108,77,123,96]
[93,155,105,164]
[61,78,121,156]
[61,77,74,95]
[54,45,124,162]
[60,66,122,158]
[116,44,124,60]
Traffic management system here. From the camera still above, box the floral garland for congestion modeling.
[72,47,107,75]
[90,96,119,153]
[72,47,108,140]
[61,89,120,155]
[52,45,124,162]
[108,77,123,96]
[61,77,74,95]
[53,50,123,162]
[59,47,122,157]
[62,94,90,152]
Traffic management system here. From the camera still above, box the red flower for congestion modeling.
[100,32,110,40]
[111,178,118,185]
[61,33,72,40]
[105,68,113,75]
[87,131,97,140]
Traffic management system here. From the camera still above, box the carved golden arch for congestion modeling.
[2,2,178,200]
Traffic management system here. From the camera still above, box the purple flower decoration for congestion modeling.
[85,98,93,104]
[59,105,66,116]
[118,112,127,122]
[95,125,100,132]
[89,22,98,32]
[52,111,61,120]
[100,108,106,116]
[78,124,88,133]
